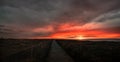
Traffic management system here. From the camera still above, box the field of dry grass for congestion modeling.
[0,39,120,62]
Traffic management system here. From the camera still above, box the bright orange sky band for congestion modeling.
[33,23,120,39]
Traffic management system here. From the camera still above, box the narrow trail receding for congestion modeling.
[47,40,74,62]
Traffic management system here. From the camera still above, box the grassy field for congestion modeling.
[0,39,120,62]
[57,39,120,62]
[0,39,52,62]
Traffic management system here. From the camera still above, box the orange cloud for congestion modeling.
[32,26,54,33]
[49,29,120,39]
[31,22,120,39]
[47,22,120,39]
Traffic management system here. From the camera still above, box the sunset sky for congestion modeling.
[0,0,120,39]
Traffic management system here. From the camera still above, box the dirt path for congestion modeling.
[47,40,74,62]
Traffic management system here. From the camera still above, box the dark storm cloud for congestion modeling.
[0,24,35,38]
[1,0,120,27]
[0,0,4,6]
[0,24,54,38]
[52,0,120,25]
[0,0,120,38]
[92,10,120,27]
[0,0,71,28]
[0,24,19,38]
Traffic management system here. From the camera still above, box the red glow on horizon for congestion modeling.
[32,22,120,39]
[48,29,120,39]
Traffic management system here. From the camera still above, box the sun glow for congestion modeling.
[32,22,120,39]
[75,35,85,40]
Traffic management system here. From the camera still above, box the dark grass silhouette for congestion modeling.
[0,39,52,62]
[0,39,120,62]
[57,39,120,62]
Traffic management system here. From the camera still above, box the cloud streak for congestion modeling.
[0,0,120,39]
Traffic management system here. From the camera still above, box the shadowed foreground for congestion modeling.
[46,41,74,62]
[0,39,120,62]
